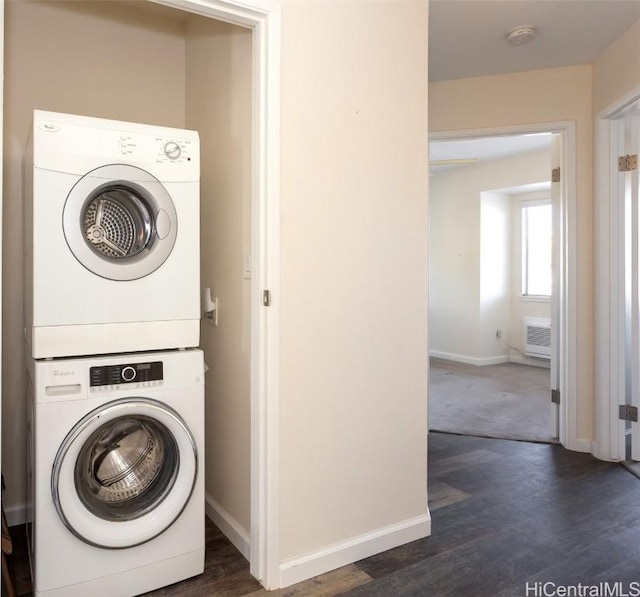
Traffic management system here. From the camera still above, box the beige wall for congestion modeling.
[430,65,594,442]
[593,18,640,115]
[279,0,429,561]
[185,17,252,535]
[429,150,550,363]
[2,0,187,511]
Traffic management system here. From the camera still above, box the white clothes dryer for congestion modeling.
[26,349,205,597]
[24,110,201,359]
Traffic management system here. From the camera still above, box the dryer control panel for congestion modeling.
[90,361,164,387]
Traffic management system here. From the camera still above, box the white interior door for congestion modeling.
[550,133,562,440]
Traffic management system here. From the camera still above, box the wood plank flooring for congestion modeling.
[6,432,640,596]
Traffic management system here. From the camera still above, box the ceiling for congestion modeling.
[429,0,640,172]
[429,0,640,82]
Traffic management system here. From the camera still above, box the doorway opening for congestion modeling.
[428,123,577,449]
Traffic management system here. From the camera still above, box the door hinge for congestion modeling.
[262,289,271,307]
[551,389,560,404]
[551,167,561,183]
[618,154,638,172]
[619,404,638,422]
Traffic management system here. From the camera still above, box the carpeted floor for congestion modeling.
[429,358,557,443]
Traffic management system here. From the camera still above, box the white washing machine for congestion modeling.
[26,349,205,597]
[24,110,201,359]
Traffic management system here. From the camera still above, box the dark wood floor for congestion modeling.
[6,432,640,596]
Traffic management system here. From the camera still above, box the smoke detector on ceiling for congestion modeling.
[506,25,537,46]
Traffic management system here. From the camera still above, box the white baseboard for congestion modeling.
[279,512,431,588]
[430,350,509,367]
[5,502,27,527]
[429,350,552,369]
[204,493,251,561]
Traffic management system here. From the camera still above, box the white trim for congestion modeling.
[519,295,551,303]
[279,514,431,589]
[430,121,578,453]
[429,350,509,367]
[151,0,281,587]
[251,4,281,588]
[205,493,251,560]
[521,197,551,208]
[430,350,550,369]
[594,84,640,462]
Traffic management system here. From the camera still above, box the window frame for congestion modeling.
[521,197,552,299]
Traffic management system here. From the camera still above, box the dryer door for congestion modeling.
[62,164,178,281]
[51,397,198,549]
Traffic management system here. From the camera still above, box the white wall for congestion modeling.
[479,191,511,361]
[429,150,550,364]
[2,0,187,514]
[185,17,253,540]
[429,64,593,442]
[278,0,430,569]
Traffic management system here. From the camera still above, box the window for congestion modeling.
[521,200,552,296]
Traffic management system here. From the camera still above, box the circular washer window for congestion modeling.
[63,165,178,281]
[52,397,198,549]
[74,415,179,522]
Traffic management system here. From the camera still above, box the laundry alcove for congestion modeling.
[2,0,253,562]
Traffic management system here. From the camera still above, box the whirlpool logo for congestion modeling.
[52,369,74,377]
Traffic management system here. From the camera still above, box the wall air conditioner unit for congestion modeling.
[523,317,551,359]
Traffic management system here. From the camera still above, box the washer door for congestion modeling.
[63,165,178,281]
[52,398,198,549]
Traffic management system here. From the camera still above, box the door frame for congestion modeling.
[429,120,579,451]
[152,0,281,587]
[595,84,640,462]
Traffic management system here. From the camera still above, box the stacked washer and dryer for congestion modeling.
[24,110,205,597]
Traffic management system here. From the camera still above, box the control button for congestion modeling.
[122,366,136,382]
[164,141,181,160]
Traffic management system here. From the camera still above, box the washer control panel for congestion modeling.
[90,361,164,388]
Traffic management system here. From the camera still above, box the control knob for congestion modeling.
[121,366,137,382]
[164,141,181,160]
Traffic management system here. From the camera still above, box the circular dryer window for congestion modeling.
[63,165,178,281]
[52,398,198,549]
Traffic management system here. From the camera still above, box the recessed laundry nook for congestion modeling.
[4,1,254,593]
[1,0,431,594]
